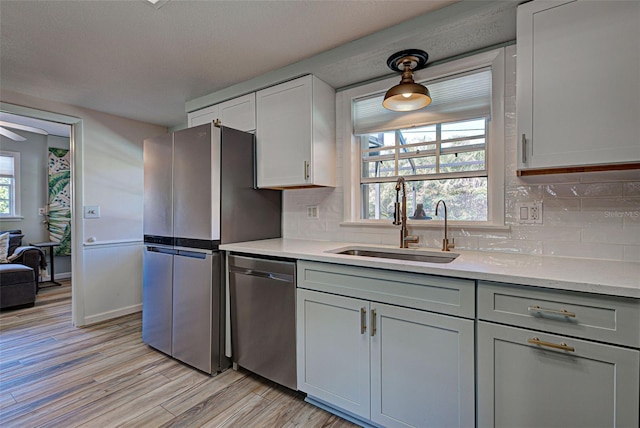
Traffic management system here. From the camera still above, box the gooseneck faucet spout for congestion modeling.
[435,200,455,252]
[393,177,419,248]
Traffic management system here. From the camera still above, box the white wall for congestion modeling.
[1,90,166,325]
[282,45,640,262]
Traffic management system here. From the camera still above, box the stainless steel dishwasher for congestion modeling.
[228,254,297,390]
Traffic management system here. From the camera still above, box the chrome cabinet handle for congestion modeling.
[304,161,310,180]
[360,307,367,335]
[528,305,576,318]
[370,309,377,337]
[521,134,527,164]
[528,337,575,352]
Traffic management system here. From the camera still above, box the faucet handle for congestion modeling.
[404,235,420,245]
[442,238,455,252]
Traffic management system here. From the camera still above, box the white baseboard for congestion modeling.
[81,303,142,326]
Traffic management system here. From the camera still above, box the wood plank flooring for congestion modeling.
[0,282,358,427]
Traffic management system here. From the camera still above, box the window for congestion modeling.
[360,119,488,221]
[0,151,20,217]
[341,48,505,226]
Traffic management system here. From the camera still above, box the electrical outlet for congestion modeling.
[516,202,543,224]
[38,207,46,216]
[307,205,319,219]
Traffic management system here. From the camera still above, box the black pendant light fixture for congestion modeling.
[382,49,432,112]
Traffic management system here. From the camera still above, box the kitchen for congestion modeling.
[1,0,639,427]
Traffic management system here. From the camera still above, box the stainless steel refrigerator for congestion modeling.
[142,124,281,374]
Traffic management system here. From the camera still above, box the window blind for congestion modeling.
[0,155,15,177]
[353,68,492,135]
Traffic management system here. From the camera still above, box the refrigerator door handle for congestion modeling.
[176,250,207,259]
[147,246,178,255]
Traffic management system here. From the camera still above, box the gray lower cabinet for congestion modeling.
[477,281,640,428]
[296,261,475,428]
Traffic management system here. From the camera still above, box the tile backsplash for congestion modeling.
[282,45,640,262]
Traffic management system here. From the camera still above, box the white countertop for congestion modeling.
[220,238,640,299]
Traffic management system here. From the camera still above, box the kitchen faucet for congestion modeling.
[393,177,419,248]
[435,200,455,251]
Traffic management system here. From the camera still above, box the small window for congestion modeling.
[0,151,20,217]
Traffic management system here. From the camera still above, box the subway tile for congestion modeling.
[623,246,640,262]
[510,226,581,242]
[544,210,624,228]
[517,174,581,185]
[506,185,545,200]
[623,182,640,197]
[544,183,623,198]
[582,226,640,245]
[581,197,640,213]
[543,241,625,261]
[478,238,543,255]
[580,170,640,183]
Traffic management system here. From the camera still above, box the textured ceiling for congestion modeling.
[0,0,517,128]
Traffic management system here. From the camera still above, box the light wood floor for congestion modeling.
[0,281,357,427]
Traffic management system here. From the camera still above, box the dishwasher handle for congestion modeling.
[229,265,293,283]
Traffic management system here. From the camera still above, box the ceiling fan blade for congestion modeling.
[0,127,27,141]
[0,120,48,135]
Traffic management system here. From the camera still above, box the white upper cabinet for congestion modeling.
[188,104,218,128]
[187,93,256,132]
[256,75,336,189]
[516,0,640,174]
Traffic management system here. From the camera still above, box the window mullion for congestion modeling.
[435,124,441,174]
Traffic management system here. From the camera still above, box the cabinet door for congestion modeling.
[296,289,371,419]
[477,321,640,428]
[257,76,312,188]
[219,93,255,132]
[188,104,218,128]
[371,303,475,428]
[517,0,640,170]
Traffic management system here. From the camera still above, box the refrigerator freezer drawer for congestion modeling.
[172,250,222,374]
[142,246,174,355]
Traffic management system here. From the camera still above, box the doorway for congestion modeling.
[0,103,83,325]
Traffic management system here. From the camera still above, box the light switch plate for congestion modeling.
[84,205,100,219]
[516,202,543,224]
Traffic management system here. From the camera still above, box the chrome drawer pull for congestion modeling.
[528,305,576,318]
[360,307,367,335]
[528,337,575,352]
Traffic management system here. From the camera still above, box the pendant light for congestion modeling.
[382,49,432,112]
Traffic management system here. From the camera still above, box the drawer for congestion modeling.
[478,281,640,348]
[298,261,475,319]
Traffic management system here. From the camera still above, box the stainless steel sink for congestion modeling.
[329,247,459,264]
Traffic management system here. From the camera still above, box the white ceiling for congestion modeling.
[0,0,517,129]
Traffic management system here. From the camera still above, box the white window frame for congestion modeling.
[0,150,21,219]
[339,48,505,228]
